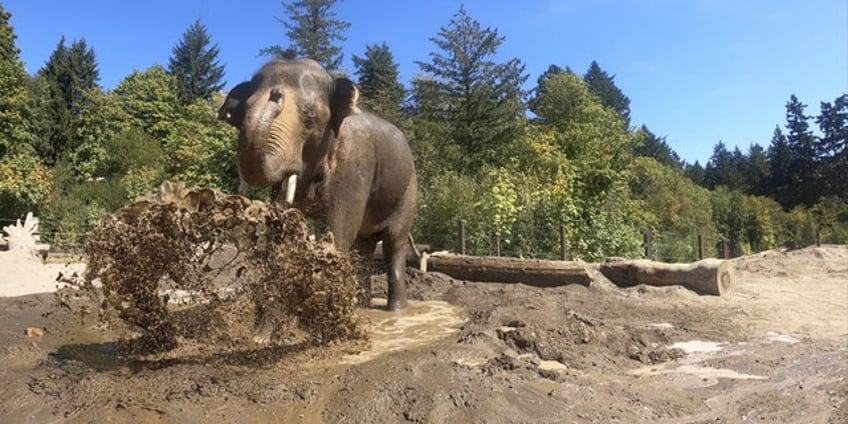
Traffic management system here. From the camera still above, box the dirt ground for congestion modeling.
[0,245,846,423]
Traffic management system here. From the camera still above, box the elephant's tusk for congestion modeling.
[285,174,297,204]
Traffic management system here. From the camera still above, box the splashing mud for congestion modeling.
[54,181,364,358]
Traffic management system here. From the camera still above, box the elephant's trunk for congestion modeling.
[238,88,302,189]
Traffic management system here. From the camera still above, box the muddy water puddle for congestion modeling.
[342,298,465,364]
[629,333,803,387]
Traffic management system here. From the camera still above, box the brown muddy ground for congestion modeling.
[1,245,846,423]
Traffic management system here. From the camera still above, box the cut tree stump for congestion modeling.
[598,258,733,296]
[411,254,594,288]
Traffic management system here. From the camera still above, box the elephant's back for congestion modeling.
[339,112,417,232]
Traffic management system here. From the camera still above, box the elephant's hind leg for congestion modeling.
[382,232,409,311]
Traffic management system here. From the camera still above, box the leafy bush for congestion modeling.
[0,151,51,219]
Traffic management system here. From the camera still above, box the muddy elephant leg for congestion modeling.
[351,235,380,307]
[382,233,409,311]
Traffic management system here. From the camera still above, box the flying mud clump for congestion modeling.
[65,181,363,355]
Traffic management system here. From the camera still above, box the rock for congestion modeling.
[25,327,43,338]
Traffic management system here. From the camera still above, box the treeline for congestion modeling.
[0,2,845,260]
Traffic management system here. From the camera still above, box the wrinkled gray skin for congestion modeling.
[219,59,417,311]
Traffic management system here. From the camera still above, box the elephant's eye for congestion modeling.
[298,100,319,130]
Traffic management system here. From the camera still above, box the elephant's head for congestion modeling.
[219,59,360,201]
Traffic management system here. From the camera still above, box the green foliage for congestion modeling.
[261,0,351,72]
[633,125,681,169]
[784,95,819,207]
[704,141,747,190]
[766,126,794,207]
[530,71,634,198]
[413,6,527,173]
[683,161,706,186]
[352,43,405,123]
[64,88,127,180]
[0,151,52,219]
[810,196,848,244]
[629,157,715,261]
[709,187,788,254]
[168,19,225,105]
[111,65,180,140]
[162,97,239,191]
[33,37,100,165]
[414,170,479,252]
[704,93,846,212]
[0,5,35,158]
[583,60,631,125]
[815,94,848,200]
[40,177,127,246]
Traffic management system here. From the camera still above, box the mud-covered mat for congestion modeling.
[53,181,364,358]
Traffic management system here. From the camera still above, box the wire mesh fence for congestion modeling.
[1,215,774,263]
[418,221,733,263]
[1,217,88,257]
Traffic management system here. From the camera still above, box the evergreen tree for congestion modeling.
[583,60,631,125]
[413,6,527,173]
[767,126,795,208]
[34,37,100,165]
[168,19,225,105]
[633,125,681,168]
[0,4,35,157]
[260,0,351,72]
[684,160,706,186]
[704,141,746,190]
[784,95,819,206]
[351,43,405,122]
[815,94,847,199]
[744,143,771,196]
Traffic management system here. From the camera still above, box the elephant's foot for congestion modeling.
[386,297,407,311]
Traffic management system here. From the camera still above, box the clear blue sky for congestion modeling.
[5,0,847,165]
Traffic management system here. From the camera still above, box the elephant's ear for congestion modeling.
[218,81,251,128]
[329,78,361,138]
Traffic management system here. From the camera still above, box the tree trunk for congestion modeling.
[413,254,593,288]
[598,258,733,296]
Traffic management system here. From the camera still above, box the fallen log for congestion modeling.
[598,258,733,296]
[413,254,594,288]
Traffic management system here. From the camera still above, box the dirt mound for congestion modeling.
[732,244,848,278]
[55,181,363,357]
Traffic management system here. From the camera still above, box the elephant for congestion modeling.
[219,58,418,311]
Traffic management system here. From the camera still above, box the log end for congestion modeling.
[715,260,734,296]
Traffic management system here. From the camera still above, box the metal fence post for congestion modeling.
[459,219,466,255]
[642,229,652,259]
[560,223,567,261]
